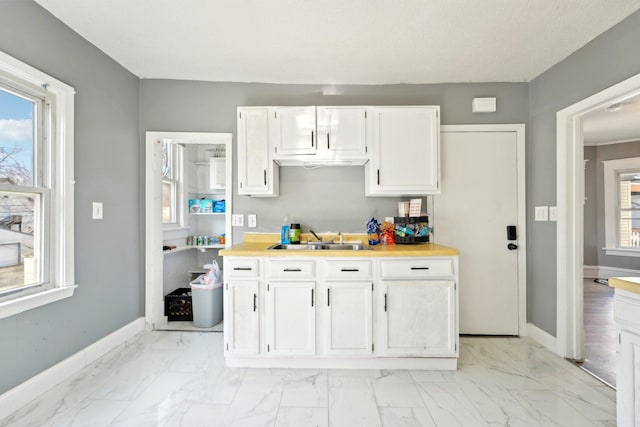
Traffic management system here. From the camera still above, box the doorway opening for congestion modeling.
[144,131,233,332]
[556,72,640,384]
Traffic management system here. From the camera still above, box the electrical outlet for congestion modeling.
[232,214,244,227]
[92,202,103,220]
[549,206,558,221]
[248,214,257,228]
[535,206,548,222]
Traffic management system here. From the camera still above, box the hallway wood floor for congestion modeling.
[579,279,616,387]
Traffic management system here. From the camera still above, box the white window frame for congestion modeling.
[603,156,640,257]
[0,50,76,319]
[161,140,187,241]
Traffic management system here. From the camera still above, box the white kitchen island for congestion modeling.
[220,233,459,370]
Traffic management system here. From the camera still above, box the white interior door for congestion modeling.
[434,127,523,335]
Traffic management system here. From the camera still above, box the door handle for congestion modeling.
[327,133,330,149]
[311,130,314,147]
[311,289,315,307]
[327,288,331,306]
[508,243,518,250]
[384,293,387,312]
[253,293,257,312]
[263,169,267,185]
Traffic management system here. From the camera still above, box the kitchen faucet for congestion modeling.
[309,229,323,242]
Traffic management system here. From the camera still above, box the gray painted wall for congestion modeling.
[0,1,141,394]
[585,142,640,270]
[583,147,598,265]
[140,80,529,245]
[528,9,640,335]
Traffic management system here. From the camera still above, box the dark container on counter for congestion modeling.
[289,223,301,244]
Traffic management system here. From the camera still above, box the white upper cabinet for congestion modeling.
[316,107,367,160]
[237,107,279,197]
[273,106,317,156]
[365,106,440,196]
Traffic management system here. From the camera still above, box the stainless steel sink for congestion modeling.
[267,243,372,251]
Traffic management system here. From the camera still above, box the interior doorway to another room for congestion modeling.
[557,72,640,387]
[145,132,233,333]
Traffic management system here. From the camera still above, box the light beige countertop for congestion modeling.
[219,233,459,257]
[609,277,640,294]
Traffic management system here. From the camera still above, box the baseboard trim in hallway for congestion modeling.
[0,317,145,421]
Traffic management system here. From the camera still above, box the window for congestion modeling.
[0,50,75,318]
[603,157,640,257]
[161,140,183,228]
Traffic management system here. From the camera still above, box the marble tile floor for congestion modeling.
[1,332,616,427]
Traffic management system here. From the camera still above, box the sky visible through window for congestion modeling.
[0,89,34,185]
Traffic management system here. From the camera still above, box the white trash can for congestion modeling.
[190,279,223,328]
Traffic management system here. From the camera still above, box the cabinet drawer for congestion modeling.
[324,260,373,280]
[267,259,315,278]
[380,259,453,279]
[226,258,260,277]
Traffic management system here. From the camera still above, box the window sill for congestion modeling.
[0,285,77,320]
[604,248,640,258]
[163,226,189,241]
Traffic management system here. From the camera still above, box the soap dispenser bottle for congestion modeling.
[281,218,290,244]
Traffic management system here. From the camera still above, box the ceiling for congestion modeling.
[583,93,640,145]
[35,0,640,84]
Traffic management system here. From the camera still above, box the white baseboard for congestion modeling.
[525,322,558,354]
[0,317,145,422]
[583,265,640,279]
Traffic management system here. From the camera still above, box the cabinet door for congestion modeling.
[226,280,260,355]
[274,107,316,155]
[367,107,439,195]
[324,282,372,355]
[618,329,640,426]
[317,107,367,158]
[379,280,455,356]
[265,281,316,355]
[237,108,278,196]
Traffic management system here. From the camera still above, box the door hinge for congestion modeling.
[454,282,456,291]
[365,146,368,153]
[240,182,243,189]
[226,283,228,291]
[455,343,457,351]
[371,283,374,291]
[267,283,270,291]
[267,344,270,352]
[275,112,277,119]
[239,112,242,119]
[372,343,374,352]
[226,343,229,351]
[275,146,278,153]
[364,111,367,119]
[619,333,622,345]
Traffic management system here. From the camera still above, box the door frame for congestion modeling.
[144,131,233,330]
[556,72,640,359]
[440,124,527,335]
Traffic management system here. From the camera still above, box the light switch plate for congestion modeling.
[92,202,103,219]
[232,214,244,227]
[535,206,548,222]
[549,206,558,221]
[248,214,257,228]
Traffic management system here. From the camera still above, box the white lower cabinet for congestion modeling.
[613,289,640,427]
[265,281,316,355]
[226,280,260,355]
[323,281,373,355]
[223,254,458,369]
[379,280,456,356]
